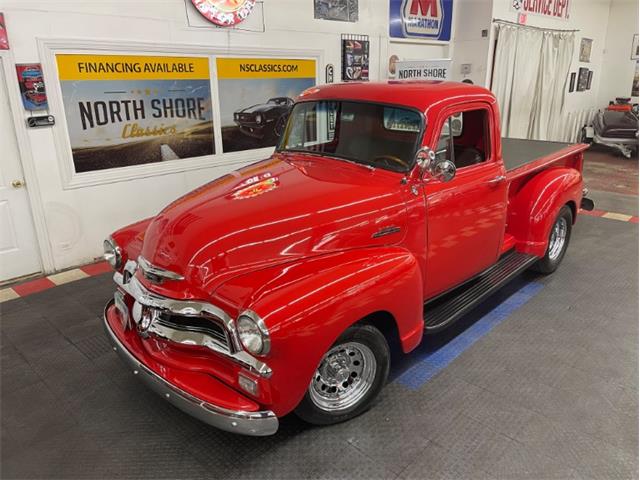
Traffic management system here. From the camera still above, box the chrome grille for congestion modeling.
[156,312,230,348]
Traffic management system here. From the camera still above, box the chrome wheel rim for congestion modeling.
[309,342,376,412]
[548,216,568,261]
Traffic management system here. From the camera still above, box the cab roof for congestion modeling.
[297,81,495,113]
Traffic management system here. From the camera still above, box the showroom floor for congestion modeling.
[1,150,638,479]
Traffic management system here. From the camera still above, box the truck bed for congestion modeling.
[502,138,576,173]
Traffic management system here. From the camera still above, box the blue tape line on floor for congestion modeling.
[395,281,544,390]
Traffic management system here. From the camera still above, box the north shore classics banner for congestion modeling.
[216,57,316,153]
[56,54,214,173]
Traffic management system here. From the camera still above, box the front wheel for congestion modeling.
[531,205,573,274]
[294,324,390,426]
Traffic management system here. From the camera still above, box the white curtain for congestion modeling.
[491,23,575,141]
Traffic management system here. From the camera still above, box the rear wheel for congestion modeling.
[294,324,390,426]
[531,205,573,274]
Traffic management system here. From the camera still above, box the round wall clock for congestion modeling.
[191,0,256,27]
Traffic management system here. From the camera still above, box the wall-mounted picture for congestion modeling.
[569,72,576,92]
[586,70,593,90]
[217,57,316,153]
[577,67,589,92]
[579,38,592,63]
[632,62,639,97]
[56,54,214,173]
[342,34,369,82]
[0,13,9,50]
[314,0,358,22]
[631,34,639,60]
[16,64,47,110]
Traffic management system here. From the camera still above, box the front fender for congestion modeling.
[111,217,153,270]
[213,247,424,416]
[508,168,582,257]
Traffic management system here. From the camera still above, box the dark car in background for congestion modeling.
[234,97,294,140]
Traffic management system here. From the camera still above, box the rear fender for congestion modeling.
[508,168,582,257]
[214,247,424,416]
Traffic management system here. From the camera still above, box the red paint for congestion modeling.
[12,277,55,296]
[107,81,589,424]
[80,261,112,276]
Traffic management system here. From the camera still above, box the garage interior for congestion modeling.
[1,1,639,479]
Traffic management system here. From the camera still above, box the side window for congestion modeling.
[435,109,490,169]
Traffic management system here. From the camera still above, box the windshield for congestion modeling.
[277,100,423,173]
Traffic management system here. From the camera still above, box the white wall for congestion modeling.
[449,0,493,86]
[598,0,639,105]
[2,0,436,273]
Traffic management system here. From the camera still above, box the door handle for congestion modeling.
[487,175,506,185]
[11,179,25,189]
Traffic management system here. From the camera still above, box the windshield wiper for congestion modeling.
[279,149,375,171]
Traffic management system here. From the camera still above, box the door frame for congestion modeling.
[0,50,54,274]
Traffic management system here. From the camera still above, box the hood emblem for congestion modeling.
[138,256,184,284]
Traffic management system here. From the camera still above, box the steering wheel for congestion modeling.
[371,155,409,169]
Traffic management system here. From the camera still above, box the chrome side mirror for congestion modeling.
[415,147,435,173]
[430,159,456,182]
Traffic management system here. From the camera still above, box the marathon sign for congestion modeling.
[394,59,452,81]
[389,0,453,41]
[511,0,571,21]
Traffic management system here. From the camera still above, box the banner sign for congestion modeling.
[511,0,570,21]
[393,59,452,80]
[389,0,453,41]
[56,54,214,173]
[216,57,316,153]
[16,64,47,110]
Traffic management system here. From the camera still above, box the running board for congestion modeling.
[423,251,539,334]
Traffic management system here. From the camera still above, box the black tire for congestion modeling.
[531,205,573,274]
[294,324,390,426]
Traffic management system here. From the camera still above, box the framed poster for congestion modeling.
[390,0,453,40]
[632,62,639,97]
[577,67,589,92]
[0,13,9,50]
[568,72,576,93]
[342,34,369,82]
[16,64,47,110]
[631,34,639,60]
[56,54,214,173]
[314,0,358,22]
[216,57,316,152]
[579,38,592,63]
[586,70,593,90]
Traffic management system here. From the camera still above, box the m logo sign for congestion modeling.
[403,0,441,37]
[389,0,453,41]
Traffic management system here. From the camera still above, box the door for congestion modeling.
[423,105,507,299]
[0,61,41,282]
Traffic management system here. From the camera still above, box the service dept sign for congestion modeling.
[393,59,452,81]
[390,0,453,41]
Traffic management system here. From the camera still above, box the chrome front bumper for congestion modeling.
[103,303,279,436]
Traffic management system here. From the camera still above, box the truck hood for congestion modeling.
[140,153,408,297]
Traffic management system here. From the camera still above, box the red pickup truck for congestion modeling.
[102,81,593,436]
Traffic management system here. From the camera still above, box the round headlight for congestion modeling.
[237,313,270,355]
[255,114,262,124]
[103,237,122,269]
